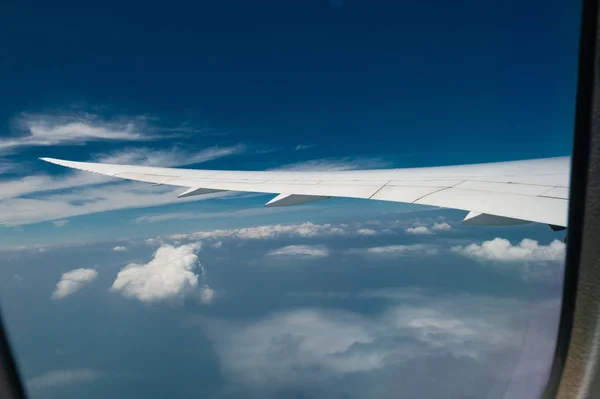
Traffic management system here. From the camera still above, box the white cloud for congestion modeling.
[451,238,566,262]
[267,245,330,259]
[52,219,69,227]
[3,112,157,152]
[0,181,230,226]
[212,241,223,249]
[199,285,215,304]
[357,228,377,236]
[405,226,432,235]
[111,242,205,303]
[51,268,98,300]
[180,222,348,241]
[0,172,110,201]
[0,112,245,225]
[93,144,245,167]
[27,369,100,390]
[197,294,560,397]
[432,222,452,231]
[112,246,127,252]
[135,212,213,224]
[451,238,566,283]
[364,244,439,256]
[271,157,392,171]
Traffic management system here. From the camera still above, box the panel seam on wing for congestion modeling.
[368,181,392,199]
[410,179,469,203]
[538,186,559,196]
[410,187,452,203]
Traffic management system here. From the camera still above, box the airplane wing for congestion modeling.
[40,156,571,228]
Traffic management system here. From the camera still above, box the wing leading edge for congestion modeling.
[39,156,571,227]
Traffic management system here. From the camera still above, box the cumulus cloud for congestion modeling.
[432,222,452,231]
[451,238,566,262]
[27,369,100,390]
[52,219,69,227]
[111,243,209,303]
[452,238,566,283]
[405,226,432,235]
[199,285,215,304]
[51,268,98,300]
[112,246,127,252]
[267,245,330,259]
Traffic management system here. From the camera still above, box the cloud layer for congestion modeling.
[364,244,439,256]
[267,245,330,259]
[176,222,348,242]
[199,294,560,398]
[27,369,100,390]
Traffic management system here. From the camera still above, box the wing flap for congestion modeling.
[178,187,226,198]
[462,212,531,226]
[414,187,567,226]
[265,194,330,207]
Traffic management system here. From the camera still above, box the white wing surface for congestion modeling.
[40,156,571,227]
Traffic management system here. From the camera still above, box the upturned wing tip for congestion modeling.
[39,157,77,167]
[39,157,61,164]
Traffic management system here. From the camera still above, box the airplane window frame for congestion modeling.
[550,0,600,397]
[542,0,600,397]
[0,1,598,398]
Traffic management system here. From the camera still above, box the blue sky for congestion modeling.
[0,1,582,398]
[0,0,582,246]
